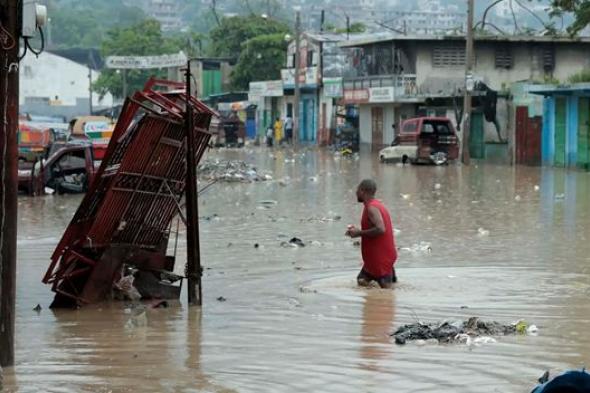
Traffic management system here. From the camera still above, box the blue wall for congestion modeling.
[542,97,555,165]
[567,96,579,166]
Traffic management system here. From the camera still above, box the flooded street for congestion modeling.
[5,147,590,392]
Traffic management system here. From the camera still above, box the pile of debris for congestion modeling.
[393,317,537,345]
[198,159,272,182]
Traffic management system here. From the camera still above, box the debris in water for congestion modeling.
[399,242,432,254]
[434,183,441,190]
[477,228,490,236]
[33,304,42,313]
[125,307,147,329]
[534,185,540,191]
[259,200,278,206]
[309,176,319,182]
[393,317,536,345]
[515,195,522,201]
[150,300,169,309]
[283,237,305,248]
[254,243,260,249]
[400,193,411,200]
[303,215,342,223]
[216,296,227,302]
[198,159,272,182]
[555,193,565,201]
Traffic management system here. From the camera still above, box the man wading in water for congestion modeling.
[346,179,398,288]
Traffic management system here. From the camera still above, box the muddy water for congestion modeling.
[5,147,590,392]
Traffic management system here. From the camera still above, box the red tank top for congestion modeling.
[361,199,397,277]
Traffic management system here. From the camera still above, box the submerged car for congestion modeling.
[379,117,460,165]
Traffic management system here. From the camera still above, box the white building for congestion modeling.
[20,52,114,119]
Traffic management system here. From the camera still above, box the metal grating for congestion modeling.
[43,78,215,306]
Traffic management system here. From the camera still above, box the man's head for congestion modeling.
[356,179,377,203]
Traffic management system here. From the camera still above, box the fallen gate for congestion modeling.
[42,78,215,308]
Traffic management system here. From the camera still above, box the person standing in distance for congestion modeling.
[346,179,398,288]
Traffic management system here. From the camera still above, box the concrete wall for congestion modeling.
[20,52,113,111]
[414,42,590,92]
[359,103,395,146]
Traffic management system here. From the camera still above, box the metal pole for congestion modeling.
[122,69,128,99]
[0,0,20,367]
[88,67,93,114]
[346,16,350,40]
[184,61,202,306]
[462,0,474,165]
[293,10,301,147]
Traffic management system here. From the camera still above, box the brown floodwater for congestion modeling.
[4,147,590,392]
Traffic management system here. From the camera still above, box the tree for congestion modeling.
[231,33,288,89]
[209,15,290,58]
[93,20,182,98]
[550,0,590,35]
[328,22,367,34]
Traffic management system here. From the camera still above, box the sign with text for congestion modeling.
[369,87,395,103]
[323,77,343,98]
[249,80,283,100]
[343,88,369,104]
[105,52,187,69]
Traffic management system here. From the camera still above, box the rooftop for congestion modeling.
[338,33,590,48]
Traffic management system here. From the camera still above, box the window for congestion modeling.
[495,47,512,69]
[307,50,314,67]
[432,45,465,67]
[542,47,555,72]
[402,120,418,133]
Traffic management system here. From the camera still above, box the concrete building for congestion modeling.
[338,34,590,157]
[125,0,184,31]
[19,51,114,120]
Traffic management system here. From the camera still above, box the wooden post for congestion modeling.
[185,61,202,306]
[293,9,301,147]
[0,0,20,367]
[462,0,474,165]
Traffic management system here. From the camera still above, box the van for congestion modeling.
[379,117,460,165]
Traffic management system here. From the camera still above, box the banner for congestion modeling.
[105,52,187,69]
[323,77,343,98]
[369,87,395,103]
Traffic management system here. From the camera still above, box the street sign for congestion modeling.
[105,52,187,70]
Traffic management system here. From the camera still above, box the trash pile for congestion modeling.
[198,159,272,182]
[393,317,538,346]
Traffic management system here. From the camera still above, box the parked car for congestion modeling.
[18,142,98,195]
[379,117,459,165]
[68,116,114,160]
[211,112,245,147]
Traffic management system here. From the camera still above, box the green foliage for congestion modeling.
[568,68,590,83]
[92,20,182,98]
[209,15,291,58]
[47,0,146,49]
[328,22,367,34]
[550,0,590,35]
[231,33,288,90]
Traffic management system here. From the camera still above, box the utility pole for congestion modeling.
[346,16,350,40]
[88,67,93,114]
[0,0,20,367]
[462,0,474,165]
[122,69,128,99]
[293,9,301,147]
[184,61,202,306]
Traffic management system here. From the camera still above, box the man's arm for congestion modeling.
[346,206,385,238]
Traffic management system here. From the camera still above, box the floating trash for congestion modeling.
[477,228,490,236]
[393,317,537,346]
[198,159,272,182]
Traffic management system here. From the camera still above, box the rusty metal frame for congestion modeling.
[43,78,214,306]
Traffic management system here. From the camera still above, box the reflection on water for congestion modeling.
[6,147,590,392]
[359,291,396,373]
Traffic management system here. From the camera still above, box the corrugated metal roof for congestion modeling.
[527,83,590,95]
[339,33,590,48]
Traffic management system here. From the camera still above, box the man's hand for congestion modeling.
[345,225,362,238]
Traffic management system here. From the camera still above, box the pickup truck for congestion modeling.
[18,142,98,196]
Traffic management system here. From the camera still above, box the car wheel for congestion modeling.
[431,151,448,166]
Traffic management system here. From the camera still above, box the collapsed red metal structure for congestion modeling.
[42,78,214,307]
